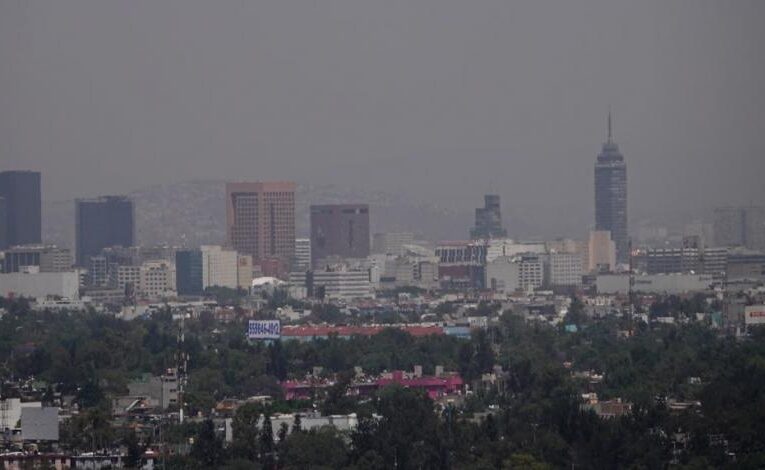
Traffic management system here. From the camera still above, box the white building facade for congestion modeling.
[0,271,80,300]
[548,252,583,287]
[311,269,372,300]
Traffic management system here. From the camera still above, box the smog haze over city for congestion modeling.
[2,2,765,469]
[2,1,764,234]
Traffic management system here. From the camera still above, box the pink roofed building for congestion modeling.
[281,370,464,400]
[377,370,464,399]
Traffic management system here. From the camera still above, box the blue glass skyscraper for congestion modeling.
[595,113,628,264]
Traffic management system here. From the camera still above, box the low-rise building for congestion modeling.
[139,260,176,300]
[0,270,80,300]
[485,256,519,293]
[122,369,179,411]
[373,232,415,256]
[1,245,72,273]
[518,253,544,291]
[596,273,714,295]
[547,252,583,287]
[294,268,373,301]
[582,397,632,419]
[200,245,252,290]
[294,238,311,272]
[436,241,487,290]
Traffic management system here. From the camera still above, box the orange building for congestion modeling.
[226,181,296,277]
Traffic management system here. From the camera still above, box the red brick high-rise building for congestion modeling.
[226,181,296,277]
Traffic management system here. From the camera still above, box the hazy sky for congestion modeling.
[1,1,764,222]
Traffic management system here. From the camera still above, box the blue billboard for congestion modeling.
[247,320,281,340]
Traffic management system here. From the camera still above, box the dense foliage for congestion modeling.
[1,296,764,468]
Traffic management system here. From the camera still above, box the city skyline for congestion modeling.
[1,3,764,468]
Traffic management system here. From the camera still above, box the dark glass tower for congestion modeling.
[0,171,42,248]
[595,113,628,264]
[471,194,507,239]
[310,204,370,266]
[176,249,203,296]
[75,196,135,266]
[0,198,7,250]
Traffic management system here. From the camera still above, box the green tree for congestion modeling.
[280,428,348,469]
[565,295,586,325]
[190,419,224,468]
[123,430,144,469]
[267,341,288,380]
[321,370,355,415]
[259,413,275,468]
[351,386,444,469]
[231,403,262,461]
[503,453,551,469]
[291,414,302,434]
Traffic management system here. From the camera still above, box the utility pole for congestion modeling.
[177,313,188,424]
[628,237,635,332]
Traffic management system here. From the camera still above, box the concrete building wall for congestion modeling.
[139,260,176,299]
[1,399,43,431]
[726,249,765,281]
[548,252,583,287]
[21,407,59,441]
[294,238,311,271]
[116,265,140,292]
[312,269,372,300]
[1,245,72,273]
[0,271,80,299]
[714,206,765,251]
[519,254,544,291]
[485,256,520,293]
[416,260,439,290]
[486,239,546,261]
[201,245,239,289]
[372,232,414,256]
[596,274,714,294]
[588,230,616,273]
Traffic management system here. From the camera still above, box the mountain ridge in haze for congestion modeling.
[43,180,478,249]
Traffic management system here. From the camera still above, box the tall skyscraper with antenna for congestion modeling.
[595,112,628,264]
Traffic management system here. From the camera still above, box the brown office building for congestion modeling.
[310,204,370,266]
[226,181,296,277]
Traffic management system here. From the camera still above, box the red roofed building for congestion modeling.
[281,324,445,341]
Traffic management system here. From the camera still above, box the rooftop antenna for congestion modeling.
[489,175,498,196]
[607,107,613,144]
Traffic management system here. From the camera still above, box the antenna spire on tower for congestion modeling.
[607,107,613,143]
